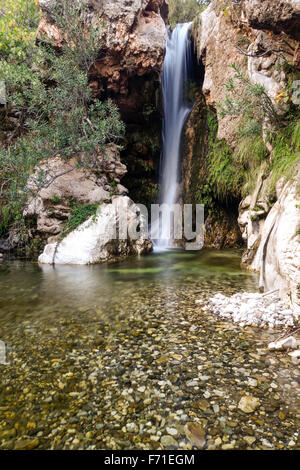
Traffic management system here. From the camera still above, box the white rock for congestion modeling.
[251,178,300,318]
[38,196,152,265]
[268,336,298,351]
[288,349,300,358]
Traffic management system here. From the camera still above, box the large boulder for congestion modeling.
[24,145,128,242]
[250,175,300,317]
[38,196,152,265]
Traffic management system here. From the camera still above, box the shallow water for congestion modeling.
[0,249,299,450]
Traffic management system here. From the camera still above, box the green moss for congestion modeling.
[207,139,243,200]
[60,203,99,239]
[50,195,61,204]
[269,119,300,193]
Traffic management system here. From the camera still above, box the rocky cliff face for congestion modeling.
[39,0,168,86]
[38,0,167,133]
[181,90,243,249]
[191,0,300,313]
[28,0,169,263]
[244,0,300,40]
[193,0,299,144]
[250,172,300,316]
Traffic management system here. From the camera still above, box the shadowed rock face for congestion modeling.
[38,0,168,98]
[244,0,300,40]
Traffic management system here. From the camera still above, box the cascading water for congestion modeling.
[152,22,193,250]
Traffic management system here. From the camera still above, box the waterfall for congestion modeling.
[152,22,193,250]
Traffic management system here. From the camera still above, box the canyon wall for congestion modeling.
[29,0,169,263]
[38,0,169,210]
[190,0,300,313]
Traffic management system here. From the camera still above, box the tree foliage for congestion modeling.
[0,0,39,60]
[169,0,211,27]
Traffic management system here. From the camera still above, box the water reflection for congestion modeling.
[0,249,258,320]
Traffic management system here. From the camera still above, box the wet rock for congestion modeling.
[184,422,206,449]
[244,436,256,446]
[160,435,178,448]
[1,250,299,450]
[192,399,210,411]
[14,438,40,450]
[238,396,260,413]
[0,429,16,439]
[222,442,235,450]
[268,336,299,351]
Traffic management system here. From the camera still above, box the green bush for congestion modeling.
[0,0,124,242]
[269,120,300,192]
[0,0,39,60]
[60,203,99,239]
[169,0,210,27]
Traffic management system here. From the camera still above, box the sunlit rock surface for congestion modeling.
[251,176,300,317]
[244,0,300,40]
[193,0,300,312]
[38,196,152,265]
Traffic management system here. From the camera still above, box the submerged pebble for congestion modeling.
[0,252,299,450]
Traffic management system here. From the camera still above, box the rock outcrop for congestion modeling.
[38,196,152,265]
[24,145,127,243]
[38,0,168,101]
[37,0,168,213]
[24,0,167,263]
[244,0,300,40]
[250,174,300,316]
[193,0,299,144]
[192,0,300,312]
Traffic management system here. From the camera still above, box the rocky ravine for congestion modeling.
[192,0,300,316]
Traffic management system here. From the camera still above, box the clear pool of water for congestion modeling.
[0,249,299,450]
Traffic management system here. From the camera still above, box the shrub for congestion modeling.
[0,0,124,242]
[60,203,99,239]
[169,0,210,27]
[215,64,300,198]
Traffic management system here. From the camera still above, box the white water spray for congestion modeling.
[152,23,193,250]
